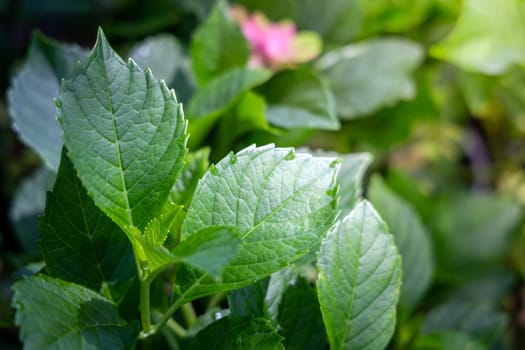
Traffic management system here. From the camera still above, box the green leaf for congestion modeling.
[224,92,270,136]
[413,331,485,350]
[170,148,210,208]
[421,299,507,347]
[178,144,339,299]
[188,69,272,119]
[359,0,433,36]
[185,316,284,350]
[368,176,434,316]
[318,38,423,119]
[228,279,269,317]
[130,33,182,84]
[265,268,298,323]
[431,192,522,282]
[227,268,298,323]
[419,274,513,347]
[191,0,249,85]
[129,224,239,282]
[144,217,169,247]
[430,0,525,75]
[302,149,371,214]
[58,28,187,231]
[215,92,271,155]
[317,201,401,350]
[12,275,135,349]
[39,151,136,303]
[337,153,372,213]
[173,226,241,278]
[188,68,272,146]
[9,167,55,254]
[157,201,186,250]
[126,225,175,282]
[277,277,327,350]
[457,70,499,117]
[258,70,339,130]
[7,31,87,170]
[295,0,361,46]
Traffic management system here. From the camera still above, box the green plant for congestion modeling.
[5,1,525,349]
[10,30,401,349]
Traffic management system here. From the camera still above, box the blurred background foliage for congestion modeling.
[2,0,525,349]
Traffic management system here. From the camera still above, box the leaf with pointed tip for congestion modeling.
[176,144,339,299]
[185,316,284,350]
[39,151,136,304]
[8,31,87,170]
[317,201,401,350]
[318,38,423,119]
[173,226,241,278]
[259,69,340,130]
[191,0,249,85]
[58,29,187,231]
[12,275,136,349]
[187,68,272,146]
[368,176,434,316]
[278,277,327,350]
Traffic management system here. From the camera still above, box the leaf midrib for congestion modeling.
[100,55,134,227]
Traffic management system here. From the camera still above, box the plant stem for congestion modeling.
[139,274,206,339]
[182,302,197,327]
[152,310,188,338]
[140,280,152,334]
[165,318,188,338]
[206,292,226,311]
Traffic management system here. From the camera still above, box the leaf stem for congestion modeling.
[152,310,188,338]
[140,280,152,333]
[206,291,226,311]
[165,318,188,338]
[182,302,197,327]
[139,274,206,339]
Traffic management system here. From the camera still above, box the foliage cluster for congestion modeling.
[2,0,525,349]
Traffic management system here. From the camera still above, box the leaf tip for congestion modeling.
[96,27,107,42]
[93,27,115,61]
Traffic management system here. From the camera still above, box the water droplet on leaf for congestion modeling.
[214,311,226,320]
